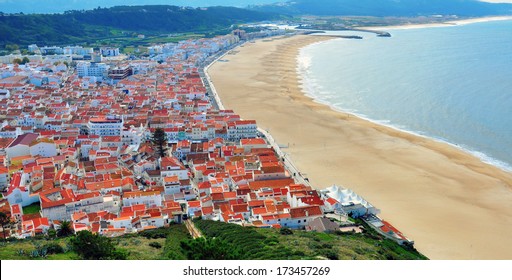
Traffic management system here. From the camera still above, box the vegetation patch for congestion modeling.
[194,219,427,260]
[0,5,280,47]
[22,203,41,215]
[0,220,426,260]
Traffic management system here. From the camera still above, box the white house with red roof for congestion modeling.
[163,175,181,195]
[160,156,189,180]
[0,165,9,190]
[87,116,123,136]
[109,216,133,231]
[39,188,76,221]
[5,172,40,207]
[20,217,50,238]
[200,206,216,220]
[10,203,23,222]
[122,190,162,208]
[29,138,57,157]
[286,205,324,229]
[72,211,90,225]
[5,133,39,160]
[240,138,267,153]
[186,200,201,217]
[226,120,257,141]
[41,188,121,221]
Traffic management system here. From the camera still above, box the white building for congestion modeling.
[41,189,120,221]
[40,46,64,55]
[0,166,8,190]
[29,139,57,157]
[226,120,258,140]
[0,89,10,100]
[109,216,133,230]
[122,191,162,208]
[160,156,189,180]
[100,47,120,57]
[5,133,39,160]
[321,185,380,218]
[5,173,40,207]
[77,62,109,81]
[63,46,93,56]
[87,116,123,136]
[121,125,145,146]
[28,44,40,53]
[0,126,21,139]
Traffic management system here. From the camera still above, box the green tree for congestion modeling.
[180,237,241,260]
[57,220,73,237]
[0,212,10,240]
[69,230,127,260]
[5,44,19,52]
[47,228,57,239]
[151,128,167,157]
[12,57,29,65]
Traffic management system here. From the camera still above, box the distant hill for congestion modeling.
[0,0,289,14]
[0,5,280,47]
[251,0,512,17]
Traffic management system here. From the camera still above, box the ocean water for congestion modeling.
[298,20,512,171]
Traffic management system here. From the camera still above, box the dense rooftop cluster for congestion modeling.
[0,30,410,245]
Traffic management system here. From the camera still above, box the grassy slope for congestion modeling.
[0,221,426,260]
[194,219,427,260]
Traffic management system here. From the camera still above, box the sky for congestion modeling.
[0,0,288,14]
[481,0,512,3]
[1,0,511,14]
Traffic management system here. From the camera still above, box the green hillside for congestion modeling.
[0,5,280,47]
[0,220,427,260]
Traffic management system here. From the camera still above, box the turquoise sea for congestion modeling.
[298,20,512,171]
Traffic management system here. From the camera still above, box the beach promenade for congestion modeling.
[207,34,512,260]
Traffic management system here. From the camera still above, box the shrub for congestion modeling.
[279,228,293,235]
[43,243,64,254]
[139,229,167,239]
[149,242,162,249]
[70,231,127,260]
[323,249,339,260]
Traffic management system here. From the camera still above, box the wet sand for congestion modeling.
[208,35,512,259]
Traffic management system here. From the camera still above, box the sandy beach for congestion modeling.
[208,34,512,260]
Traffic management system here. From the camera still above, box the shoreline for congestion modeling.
[303,15,512,173]
[296,50,512,173]
[360,15,512,30]
[299,88,512,173]
[208,34,512,260]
